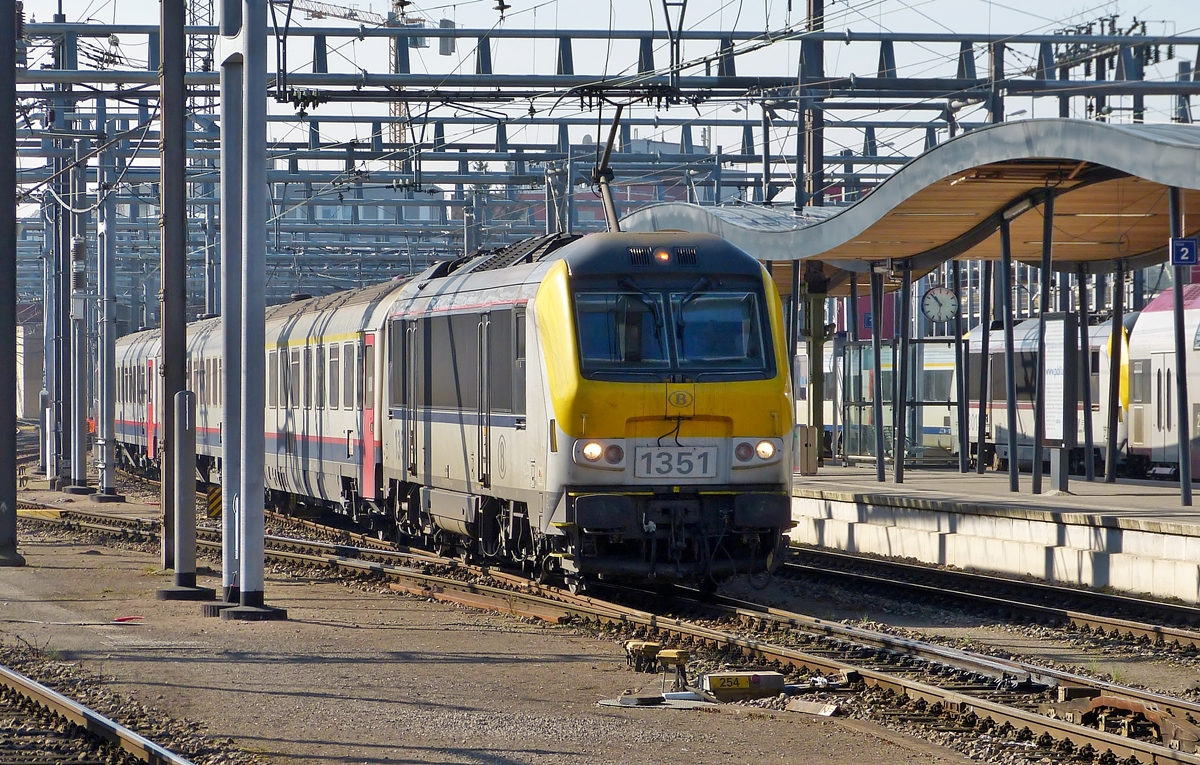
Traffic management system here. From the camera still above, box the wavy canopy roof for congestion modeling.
[622,119,1200,286]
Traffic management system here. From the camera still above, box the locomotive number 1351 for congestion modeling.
[633,447,717,478]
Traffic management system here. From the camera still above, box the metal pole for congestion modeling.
[95,106,123,502]
[870,270,886,483]
[975,261,993,475]
[1077,264,1095,481]
[1170,187,1194,506]
[52,19,71,491]
[215,0,243,609]
[157,392,215,600]
[41,203,53,479]
[223,0,285,621]
[159,0,187,569]
[68,229,90,493]
[1104,263,1124,484]
[68,141,89,492]
[788,265,800,355]
[1032,194,1055,494]
[848,274,860,342]
[952,260,968,473]
[810,291,826,466]
[0,0,25,566]
[894,266,912,483]
[999,221,1019,492]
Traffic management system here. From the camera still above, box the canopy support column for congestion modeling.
[848,274,860,342]
[1104,263,1124,484]
[952,260,968,473]
[1033,194,1055,494]
[1077,264,1096,481]
[999,221,1019,492]
[870,270,886,483]
[975,261,993,475]
[894,264,912,483]
[1170,187,1193,506]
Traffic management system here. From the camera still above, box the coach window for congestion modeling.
[488,310,513,413]
[360,345,369,410]
[280,351,290,409]
[315,345,325,410]
[389,322,403,405]
[343,343,355,409]
[303,347,313,409]
[364,344,375,407]
[290,349,301,408]
[514,310,526,414]
[268,351,278,408]
[1131,359,1148,404]
[329,344,340,409]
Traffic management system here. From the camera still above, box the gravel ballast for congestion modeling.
[1,523,973,765]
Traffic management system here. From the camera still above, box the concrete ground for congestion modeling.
[1,520,974,765]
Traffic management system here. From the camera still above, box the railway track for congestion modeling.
[0,661,193,764]
[19,501,1200,764]
[788,546,1200,649]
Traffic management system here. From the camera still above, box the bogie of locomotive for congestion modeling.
[113,231,795,587]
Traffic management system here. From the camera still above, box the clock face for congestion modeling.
[921,286,960,322]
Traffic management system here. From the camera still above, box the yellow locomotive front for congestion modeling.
[536,232,794,587]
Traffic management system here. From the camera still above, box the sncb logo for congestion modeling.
[669,391,693,408]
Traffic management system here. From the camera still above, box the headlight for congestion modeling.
[582,442,604,461]
[756,440,776,460]
[734,442,754,462]
[604,444,624,464]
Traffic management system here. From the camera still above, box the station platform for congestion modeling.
[16,479,157,523]
[790,466,1200,604]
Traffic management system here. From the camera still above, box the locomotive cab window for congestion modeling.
[575,281,773,381]
[575,292,669,375]
[671,291,767,376]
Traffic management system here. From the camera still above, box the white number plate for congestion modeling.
[634,447,717,479]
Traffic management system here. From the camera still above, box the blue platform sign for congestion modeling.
[1171,237,1200,267]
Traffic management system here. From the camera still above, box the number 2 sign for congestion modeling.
[1171,237,1199,267]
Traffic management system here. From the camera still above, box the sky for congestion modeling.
[27,0,1200,199]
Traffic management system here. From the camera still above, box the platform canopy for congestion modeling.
[622,119,1200,288]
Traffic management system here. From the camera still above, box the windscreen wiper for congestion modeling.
[618,277,664,332]
[675,276,714,340]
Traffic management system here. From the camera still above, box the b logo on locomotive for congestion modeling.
[668,390,693,408]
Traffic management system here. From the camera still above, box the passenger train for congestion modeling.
[794,281,1200,481]
[965,316,1127,473]
[114,232,795,589]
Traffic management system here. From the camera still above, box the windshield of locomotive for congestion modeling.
[671,291,766,373]
[575,287,772,381]
[575,292,670,375]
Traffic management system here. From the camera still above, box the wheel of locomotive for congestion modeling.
[534,555,552,585]
[697,578,718,597]
[565,574,587,595]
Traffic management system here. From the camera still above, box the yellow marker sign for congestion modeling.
[206,486,222,519]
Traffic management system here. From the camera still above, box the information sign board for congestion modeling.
[1171,237,1199,267]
